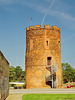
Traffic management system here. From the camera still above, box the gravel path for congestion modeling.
[6,88,75,100]
[6,94,23,100]
[9,88,75,94]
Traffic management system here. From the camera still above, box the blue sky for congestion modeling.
[0,0,75,70]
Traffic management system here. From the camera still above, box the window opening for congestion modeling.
[47,57,51,65]
[58,41,60,43]
[46,41,48,46]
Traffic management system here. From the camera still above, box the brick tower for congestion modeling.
[25,25,61,89]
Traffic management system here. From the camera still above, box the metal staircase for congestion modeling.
[46,60,58,88]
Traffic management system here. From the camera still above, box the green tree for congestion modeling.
[9,66,16,82]
[15,66,22,80]
[9,66,26,82]
[21,70,26,80]
[72,68,75,82]
[62,63,75,83]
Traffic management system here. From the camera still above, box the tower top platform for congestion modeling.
[26,25,60,31]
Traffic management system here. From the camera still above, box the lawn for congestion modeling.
[22,94,75,100]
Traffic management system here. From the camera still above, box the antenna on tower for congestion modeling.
[31,17,32,25]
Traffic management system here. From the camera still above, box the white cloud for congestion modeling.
[48,10,75,21]
[23,0,75,22]
[0,0,75,22]
[35,2,75,22]
[0,0,14,5]
[41,0,56,26]
[0,0,21,5]
[62,34,75,43]
[60,12,75,21]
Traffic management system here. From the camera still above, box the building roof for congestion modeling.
[0,50,9,65]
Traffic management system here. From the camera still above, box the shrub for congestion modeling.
[73,84,75,87]
[10,84,15,87]
[23,83,26,89]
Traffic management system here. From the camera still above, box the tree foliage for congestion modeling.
[62,63,75,83]
[9,66,25,82]
[9,66,16,82]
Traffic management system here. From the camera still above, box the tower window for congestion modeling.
[46,41,48,46]
[47,57,51,65]
[58,41,60,43]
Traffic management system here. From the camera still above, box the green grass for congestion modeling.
[22,94,75,100]
[71,87,75,89]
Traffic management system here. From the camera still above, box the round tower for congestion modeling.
[25,25,61,88]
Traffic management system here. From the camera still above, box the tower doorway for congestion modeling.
[46,57,57,88]
[46,57,52,87]
[47,57,51,66]
[46,81,52,88]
